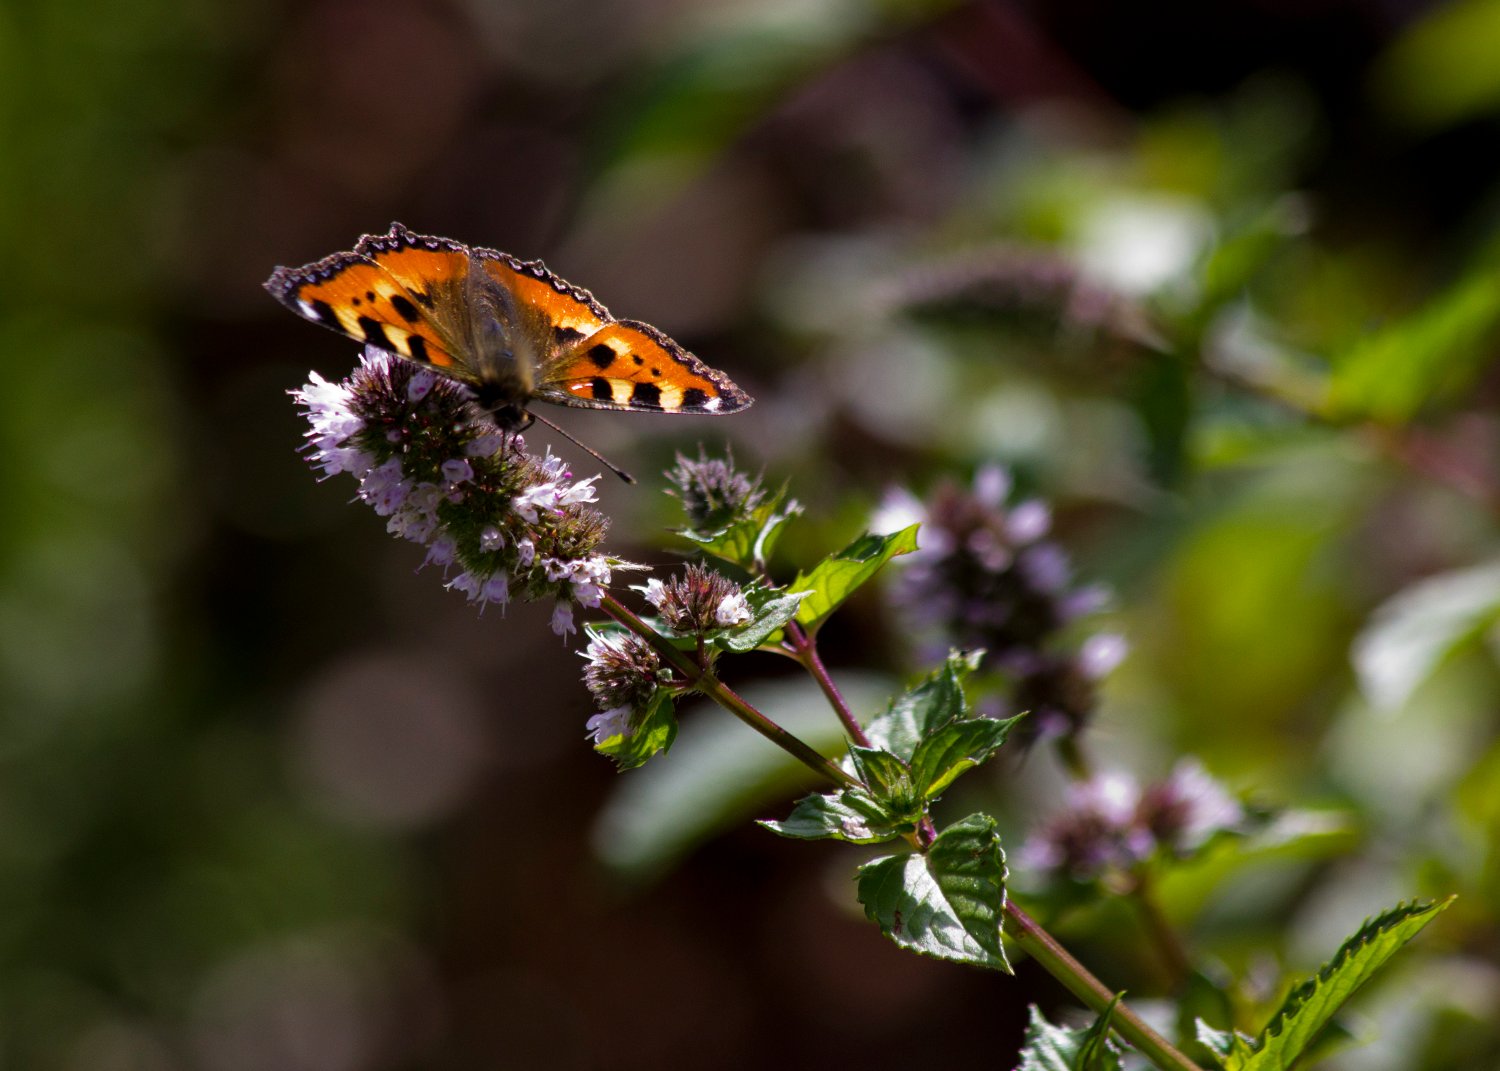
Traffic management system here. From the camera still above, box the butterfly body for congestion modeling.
[265,223,752,431]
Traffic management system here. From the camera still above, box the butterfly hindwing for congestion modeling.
[535,320,753,414]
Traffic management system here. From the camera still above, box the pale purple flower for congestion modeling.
[586,705,633,745]
[715,588,752,627]
[293,348,613,626]
[1138,759,1244,854]
[406,369,437,401]
[1021,761,1243,883]
[360,458,411,516]
[883,465,1124,740]
[481,572,510,605]
[424,536,457,569]
[441,458,474,485]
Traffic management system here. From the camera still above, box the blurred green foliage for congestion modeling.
[3,0,1500,1067]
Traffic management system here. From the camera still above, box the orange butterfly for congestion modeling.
[265,223,753,438]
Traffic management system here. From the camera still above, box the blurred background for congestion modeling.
[5,0,1500,1066]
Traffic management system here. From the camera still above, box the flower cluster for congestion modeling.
[665,448,766,536]
[1019,760,1244,882]
[293,347,612,634]
[641,563,752,635]
[580,629,672,744]
[878,465,1124,737]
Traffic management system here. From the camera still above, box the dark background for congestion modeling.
[5,0,1500,1067]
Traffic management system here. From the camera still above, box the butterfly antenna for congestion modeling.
[527,411,637,484]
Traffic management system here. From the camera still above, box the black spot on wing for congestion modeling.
[590,377,613,401]
[588,344,615,370]
[357,316,391,349]
[681,387,709,410]
[390,294,421,322]
[554,325,586,345]
[309,300,341,329]
[631,382,661,408]
[406,335,430,362]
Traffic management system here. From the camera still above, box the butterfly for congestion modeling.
[264,223,753,448]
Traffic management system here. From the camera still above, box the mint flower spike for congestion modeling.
[665,447,766,536]
[1018,760,1244,882]
[580,629,671,745]
[292,345,616,635]
[879,464,1126,738]
[638,563,752,635]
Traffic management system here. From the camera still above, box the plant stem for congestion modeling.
[1004,902,1204,1071]
[599,595,1200,1070]
[784,620,871,747]
[1129,870,1194,992]
[599,594,859,790]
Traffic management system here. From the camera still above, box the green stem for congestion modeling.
[599,594,858,790]
[1130,869,1194,992]
[1004,902,1203,1071]
[598,595,1200,1071]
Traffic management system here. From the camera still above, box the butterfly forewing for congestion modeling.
[476,252,612,349]
[536,320,753,414]
[266,248,468,374]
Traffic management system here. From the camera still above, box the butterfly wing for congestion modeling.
[533,319,753,414]
[264,224,478,380]
[268,224,753,417]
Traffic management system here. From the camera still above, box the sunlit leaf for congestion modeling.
[1223,898,1453,1070]
[1323,270,1500,423]
[1016,1001,1122,1071]
[789,524,920,634]
[678,485,802,573]
[1353,558,1500,712]
[717,584,810,652]
[864,649,982,761]
[591,689,677,770]
[909,715,1021,800]
[761,787,908,844]
[856,812,1010,971]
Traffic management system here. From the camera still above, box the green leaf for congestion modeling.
[1018,1004,1123,1071]
[856,812,1010,971]
[864,649,983,761]
[909,715,1022,800]
[1352,558,1500,712]
[1372,0,1500,129]
[1195,1019,1244,1060]
[1224,897,1453,1071]
[717,584,811,653]
[760,788,908,844]
[1077,996,1125,1071]
[1324,269,1500,423]
[678,484,802,572]
[848,745,913,800]
[591,690,678,771]
[789,524,921,634]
